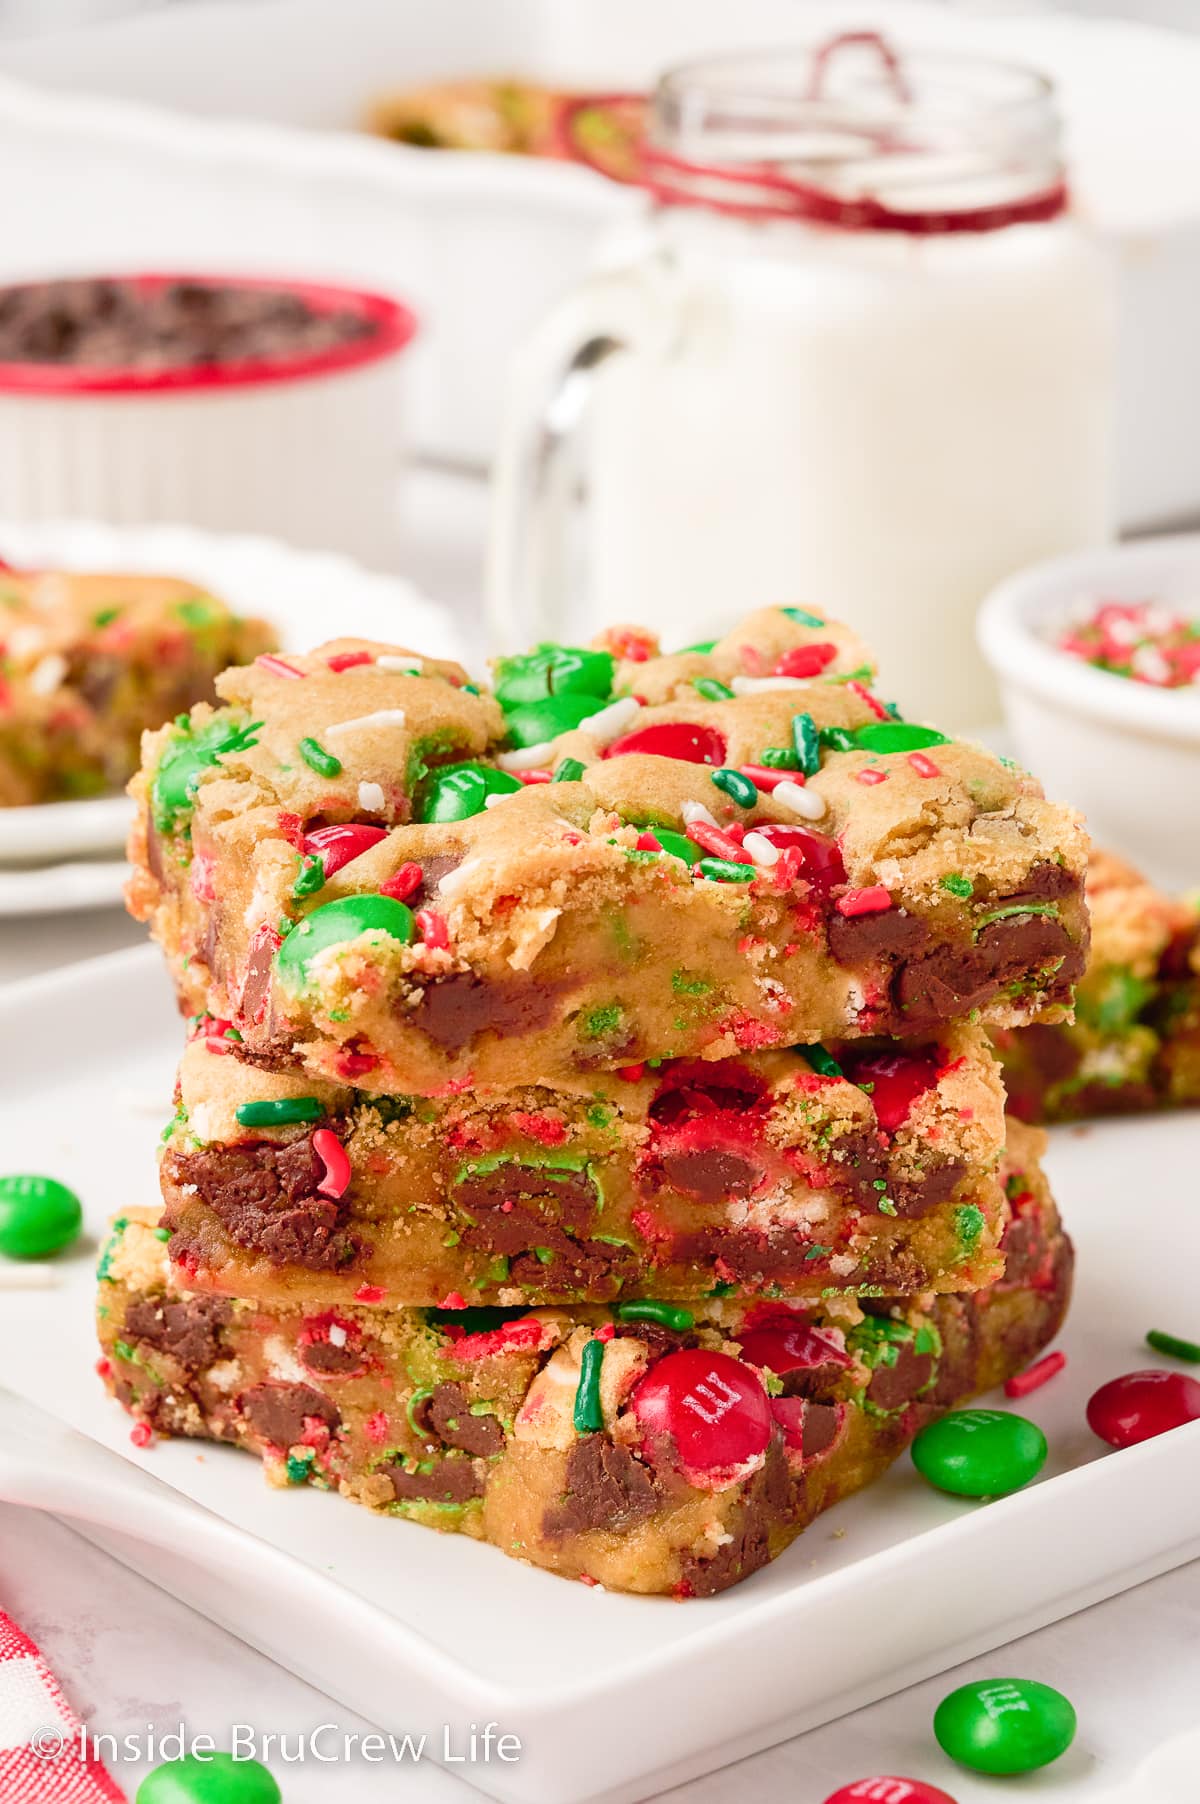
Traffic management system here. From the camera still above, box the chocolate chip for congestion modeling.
[239,933,277,1026]
[454,1162,598,1235]
[891,1160,967,1219]
[409,973,564,1052]
[301,1340,362,1376]
[240,1382,340,1449]
[123,1295,230,1371]
[865,1341,936,1413]
[427,1383,503,1457]
[800,1402,843,1459]
[895,914,1084,1028]
[827,906,928,968]
[386,1454,483,1505]
[542,1434,662,1537]
[677,1440,790,1596]
[167,1139,364,1272]
[658,1148,762,1202]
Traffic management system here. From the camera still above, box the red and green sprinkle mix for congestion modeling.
[1058,600,1200,688]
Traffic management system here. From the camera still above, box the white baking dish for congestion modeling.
[1,0,1199,523]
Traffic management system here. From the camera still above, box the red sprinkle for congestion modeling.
[516,768,552,784]
[312,1128,352,1201]
[336,1044,379,1078]
[908,752,941,779]
[617,1063,646,1082]
[836,885,893,917]
[595,1322,616,1343]
[353,1284,387,1304]
[737,764,790,791]
[635,832,662,852]
[379,862,423,902]
[190,854,217,902]
[773,642,837,679]
[95,1357,112,1378]
[1005,1350,1067,1399]
[256,654,305,679]
[608,627,656,663]
[439,1291,468,1310]
[276,811,305,849]
[415,908,450,950]
[326,650,373,672]
[364,1410,390,1444]
[846,680,889,720]
[855,768,888,786]
[686,822,753,864]
[130,1421,153,1448]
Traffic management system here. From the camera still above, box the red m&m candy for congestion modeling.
[823,1782,957,1804]
[844,1051,939,1132]
[737,1318,852,1377]
[603,722,727,766]
[1086,1369,1200,1448]
[631,1349,772,1471]
[302,822,388,878]
[751,823,846,892]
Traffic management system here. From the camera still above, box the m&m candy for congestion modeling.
[1086,1369,1200,1448]
[604,722,727,766]
[823,1781,958,1804]
[418,762,521,823]
[842,1050,938,1133]
[0,1174,82,1259]
[136,1752,280,1803]
[933,1677,1076,1774]
[631,1349,772,1471]
[274,895,414,987]
[911,1409,1047,1498]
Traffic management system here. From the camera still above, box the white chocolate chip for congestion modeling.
[581,695,641,745]
[742,831,780,867]
[376,654,423,673]
[437,858,481,898]
[682,800,719,829]
[29,652,68,696]
[772,780,826,821]
[328,1323,348,1349]
[730,675,813,695]
[357,780,385,812]
[497,741,555,771]
[326,709,406,737]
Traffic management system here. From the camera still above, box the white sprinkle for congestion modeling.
[743,831,780,867]
[377,654,424,673]
[29,652,68,696]
[0,1263,61,1290]
[328,1323,348,1349]
[326,709,406,738]
[497,741,555,771]
[357,780,385,811]
[581,695,641,745]
[730,675,813,695]
[772,780,826,821]
[437,858,481,898]
[682,800,718,828]
[484,792,515,810]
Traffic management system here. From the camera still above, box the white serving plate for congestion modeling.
[0,946,1198,1804]
[0,518,462,869]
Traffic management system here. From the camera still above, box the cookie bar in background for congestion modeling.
[126,606,1090,1092]
[995,850,1200,1121]
[97,1123,1071,1599]
[158,1022,1008,1308]
[0,567,274,806]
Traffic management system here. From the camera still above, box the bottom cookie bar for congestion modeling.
[97,1125,1070,1598]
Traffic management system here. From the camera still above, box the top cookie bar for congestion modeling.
[126,606,1089,1093]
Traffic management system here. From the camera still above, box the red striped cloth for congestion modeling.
[0,1610,126,1802]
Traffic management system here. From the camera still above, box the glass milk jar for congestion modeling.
[488,38,1115,727]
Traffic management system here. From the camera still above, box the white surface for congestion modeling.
[0,516,464,871]
[0,858,127,915]
[978,532,1200,890]
[0,945,1199,1802]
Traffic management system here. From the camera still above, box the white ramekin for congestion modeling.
[978,534,1200,890]
[0,273,417,565]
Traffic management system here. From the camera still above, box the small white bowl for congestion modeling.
[978,534,1200,890]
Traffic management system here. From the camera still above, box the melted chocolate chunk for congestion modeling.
[409,973,564,1052]
[409,853,464,907]
[167,1138,364,1272]
[386,1454,483,1505]
[896,914,1084,1028]
[866,1341,936,1413]
[504,1238,639,1298]
[239,933,277,1025]
[123,1294,230,1371]
[1008,860,1077,904]
[926,1297,979,1408]
[891,1160,967,1219]
[543,1435,662,1537]
[1012,1022,1081,1086]
[678,1441,790,1597]
[454,1162,598,1235]
[827,907,928,969]
[301,1340,362,1376]
[800,1402,843,1459]
[427,1382,504,1457]
[240,1382,340,1449]
[659,1148,762,1202]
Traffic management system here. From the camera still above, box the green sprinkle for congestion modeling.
[955,1203,985,1250]
[791,712,820,776]
[176,596,219,628]
[710,767,757,807]
[573,1337,606,1433]
[235,1096,324,1127]
[804,1245,832,1261]
[801,1044,843,1078]
[973,902,1061,937]
[406,1388,433,1435]
[853,722,949,755]
[758,746,801,770]
[154,1226,171,1242]
[586,1102,614,1129]
[694,677,735,702]
[1146,1329,1200,1363]
[826,663,874,684]
[877,1198,898,1216]
[299,736,342,778]
[91,605,122,627]
[114,1339,136,1363]
[698,857,756,883]
[580,1004,623,1039]
[678,639,717,655]
[462,682,481,695]
[286,1451,315,1484]
[533,1246,555,1264]
[818,726,857,753]
[940,873,974,899]
[671,969,711,996]
[708,1280,736,1296]
[291,854,326,900]
[553,757,586,783]
[781,607,825,629]
[616,1300,695,1331]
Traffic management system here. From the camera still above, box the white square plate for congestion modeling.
[0,946,1198,1804]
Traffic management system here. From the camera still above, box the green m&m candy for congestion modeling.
[0,1174,82,1259]
[852,722,949,755]
[275,895,414,988]
[911,1407,1047,1497]
[137,1752,281,1803]
[493,643,614,708]
[418,762,521,823]
[151,714,261,833]
[502,694,608,748]
[934,1677,1076,1774]
[652,828,701,866]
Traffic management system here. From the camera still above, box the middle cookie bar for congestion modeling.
[161,1023,1007,1307]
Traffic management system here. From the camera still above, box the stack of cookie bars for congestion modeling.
[99,605,1084,1596]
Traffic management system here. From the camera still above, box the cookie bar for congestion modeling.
[97,1125,1071,1598]
[159,1022,1008,1307]
[126,606,1089,1091]
[0,567,273,806]
[995,850,1200,1121]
